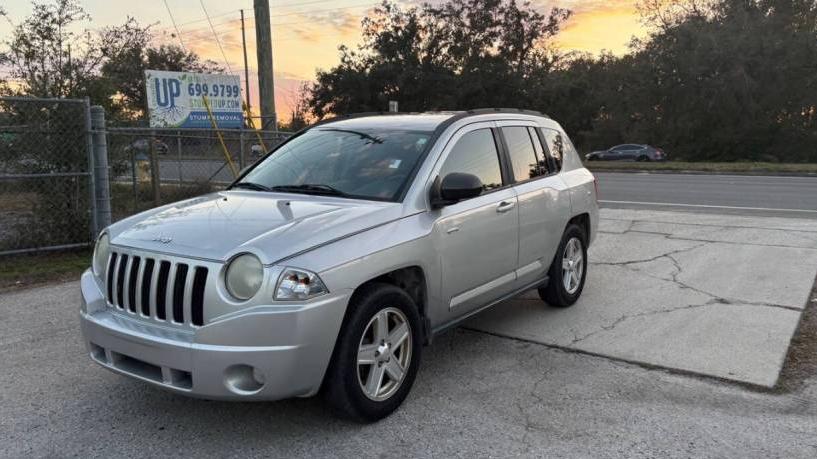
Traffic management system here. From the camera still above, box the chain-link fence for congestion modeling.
[0,97,95,255]
[0,98,294,254]
[106,127,291,221]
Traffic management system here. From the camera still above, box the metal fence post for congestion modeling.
[239,128,246,171]
[177,130,183,186]
[149,129,161,206]
[84,98,98,239]
[90,106,112,232]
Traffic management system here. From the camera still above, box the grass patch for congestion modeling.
[0,248,91,291]
[777,274,817,392]
[584,161,817,174]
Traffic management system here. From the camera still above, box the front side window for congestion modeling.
[237,128,432,201]
[501,126,542,182]
[439,129,503,192]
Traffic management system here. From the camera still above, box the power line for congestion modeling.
[270,2,379,19]
[162,0,187,52]
[199,0,233,72]
[155,1,377,34]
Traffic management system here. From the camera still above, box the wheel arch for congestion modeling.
[349,266,430,344]
[568,212,591,243]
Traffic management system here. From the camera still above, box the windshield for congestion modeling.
[235,128,432,201]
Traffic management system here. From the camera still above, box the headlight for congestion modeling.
[225,253,264,301]
[274,268,328,301]
[92,233,110,276]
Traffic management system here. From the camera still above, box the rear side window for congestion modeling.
[528,127,551,177]
[541,128,565,172]
[440,129,503,192]
[501,126,541,182]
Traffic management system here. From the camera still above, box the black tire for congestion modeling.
[538,224,588,308]
[637,155,650,162]
[323,283,422,422]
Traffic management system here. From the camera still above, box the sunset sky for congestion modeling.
[0,0,649,118]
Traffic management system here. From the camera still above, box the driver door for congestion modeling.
[428,124,519,322]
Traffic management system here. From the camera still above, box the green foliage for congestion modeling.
[307,0,571,118]
[101,23,224,121]
[0,0,224,122]
[306,0,817,163]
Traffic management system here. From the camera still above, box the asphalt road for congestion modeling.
[596,172,817,217]
[1,282,816,458]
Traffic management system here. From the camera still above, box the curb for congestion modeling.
[587,169,817,177]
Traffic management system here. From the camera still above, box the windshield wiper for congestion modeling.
[230,181,271,191]
[270,184,349,197]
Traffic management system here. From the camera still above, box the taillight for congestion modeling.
[593,176,600,203]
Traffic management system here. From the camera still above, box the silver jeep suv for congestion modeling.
[80,109,598,421]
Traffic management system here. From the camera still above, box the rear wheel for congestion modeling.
[636,155,650,162]
[539,224,587,307]
[323,283,422,422]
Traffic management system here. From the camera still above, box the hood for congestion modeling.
[109,191,403,264]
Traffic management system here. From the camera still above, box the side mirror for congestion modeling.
[431,172,484,208]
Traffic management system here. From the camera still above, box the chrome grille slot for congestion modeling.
[104,250,210,328]
[140,259,154,316]
[172,264,189,323]
[156,261,171,320]
[127,256,140,313]
[106,252,118,303]
[116,254,128,308]
[191,267,207,326]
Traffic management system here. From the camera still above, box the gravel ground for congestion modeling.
[1,281,817,458]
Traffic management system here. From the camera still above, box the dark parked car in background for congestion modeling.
[585,144,666,162]
[124,138,169,156]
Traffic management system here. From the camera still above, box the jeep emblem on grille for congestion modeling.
[152,234,173,244]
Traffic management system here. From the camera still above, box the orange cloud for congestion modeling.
[553,1,647,55]
[155,1,647,121]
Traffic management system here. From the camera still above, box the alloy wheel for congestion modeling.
[562,237,584,295]
[356,307,412,401]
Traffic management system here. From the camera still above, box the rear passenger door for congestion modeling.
[497,122,572,287]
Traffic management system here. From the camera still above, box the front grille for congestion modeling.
[105,250,208,327]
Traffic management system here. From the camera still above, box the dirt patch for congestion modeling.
[776,273,817,392]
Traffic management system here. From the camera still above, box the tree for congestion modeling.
[0,0,107,100]
[101,27,224,120]
[305,0,817,162]
[307,0,571,119]
[0,0,224,120]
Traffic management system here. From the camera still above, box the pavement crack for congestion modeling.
[567,300,719,346]
[592,241,709,268]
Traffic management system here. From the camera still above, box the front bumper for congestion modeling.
[79,270,350,400]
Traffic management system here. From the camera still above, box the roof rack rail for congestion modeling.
[310,107,550,128]
[463,107,550,118]
[309,111,415,128]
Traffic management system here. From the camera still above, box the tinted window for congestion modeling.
[239,128,431,201]
[542,128,564,171]
[528,127,551,176]
[502,126,541,182]
[440,129,503,192]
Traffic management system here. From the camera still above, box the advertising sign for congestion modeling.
[145,70,242,128]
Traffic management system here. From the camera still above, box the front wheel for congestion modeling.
[323,283,422,422]
[539,224,588,307]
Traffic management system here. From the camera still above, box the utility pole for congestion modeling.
[240,9,251,114]
[253,0,277,131]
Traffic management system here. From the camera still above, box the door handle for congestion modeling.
[496,201,515,213]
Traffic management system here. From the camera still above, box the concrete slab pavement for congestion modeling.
[467,208,817,388]
[4,281,817,458]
